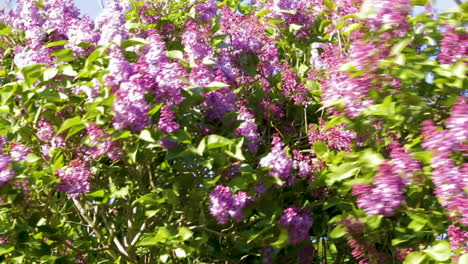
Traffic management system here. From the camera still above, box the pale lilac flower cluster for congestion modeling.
[95,0,128,46]
[421,97,467,224]
[308,119,356,152]
[209,185,252,224]
[56,160,92,198]
[195,0,217,22]
[10,143,32,161]
[37,120,55,142]
[281,65,309,105]
[352,162,405,216]
[278,207,313,244]
[158,105,180,134]
[267,0,315,39]
[235,106,261,153]
[86,123,123,161]
[105,48,134,89]
[189,64,216,87]
[136,31,168,75]
[260,136,294,185]
[447,225,468,262]
[438,27,468,64]
[0,155,14,187]
[389,141,421,185]
[153,63,188,105]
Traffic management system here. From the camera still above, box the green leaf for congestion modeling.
[87,190,107,198]
[50,48,74,62]
[43,68,58,81]
[329,225,347,239]
[139,129,156,143]
[411,0,429,5]
[403,252,426,264]
[0,246,14,256]
[178,227,194,241]
[0,23,12,35]
[459,254,468,264]
[271,229,289,248]
[166,50,184,60]
[205,81,230,91]
[174,248,186,258]
[423,241,450,261]
[391,38,412,56]
[365,215,383,229]
[57,116,83,134]
[313,141,329,158]
[326,162,359,185]
[44,40,67,48]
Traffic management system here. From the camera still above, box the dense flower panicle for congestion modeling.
[278,207,313,244]
[154,63,188,104]
[112,81,152,132]
[438,27,468,64]
[10,143,32,161]
[0,155,14,187]
[281,65,310,105]
[260,136,294,185]
[56,160,92,198]
[235,106,261,153]
[37,120,55,142]
[389,141,421,185]
[421,98,468,224]
[209,185,252,224]
[95,0,128,46]
[189,64,216,87]
[353,162,405,216]
[364,0,411,31]
[136,31,168,76]
[446,97,468,144]
[158,105,180,134]
[66,15,99,55]
[105,49,134,89]
[182,20,213,62]
[13,47,52,70]
[308,119,356,152]
[292,150,314,180]
[196,0,217,22]
[86,124,123,161]
[42,0,80,34]
[447,225,468,261]
[202,88,237,120]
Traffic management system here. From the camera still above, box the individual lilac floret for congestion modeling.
[195,0,217,22]
[10,143,32,162]
[278,207,313,244]
[158,105,180,134]
[259,136,294,185]
[235,106,261,153]
[209,185,252,224]
[0,155,14,187]
[56,160,92,198]
[352,162,405,217]
[389,141,421,185]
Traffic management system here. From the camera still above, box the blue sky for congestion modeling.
[0,0,462,19]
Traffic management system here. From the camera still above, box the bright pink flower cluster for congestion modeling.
[422,97,468,224]
[447,225,468,262]
[209,185,252,224]
[308,119,357,152]
[438,27,468,64]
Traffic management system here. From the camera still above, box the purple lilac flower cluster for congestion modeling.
[86,124,123,162]
[182,20,213,62]
[292,150,314,181]
[195,0,217,22]
[202,88,237,120]
[235,106,261,153]
[158,105,180,134]
[308,119,357,152]
[0,155,14,187]
[364,0,411,33]
[259,136,294,186]
[281,65,310,105]
[352,162,405,216]
[447,225,468,262]
[277,207,313,244]
[209,185,252,224]
[95,0,128,47]
[421,97,467,224]
[10,143,32,162]
[56,160,92,198]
